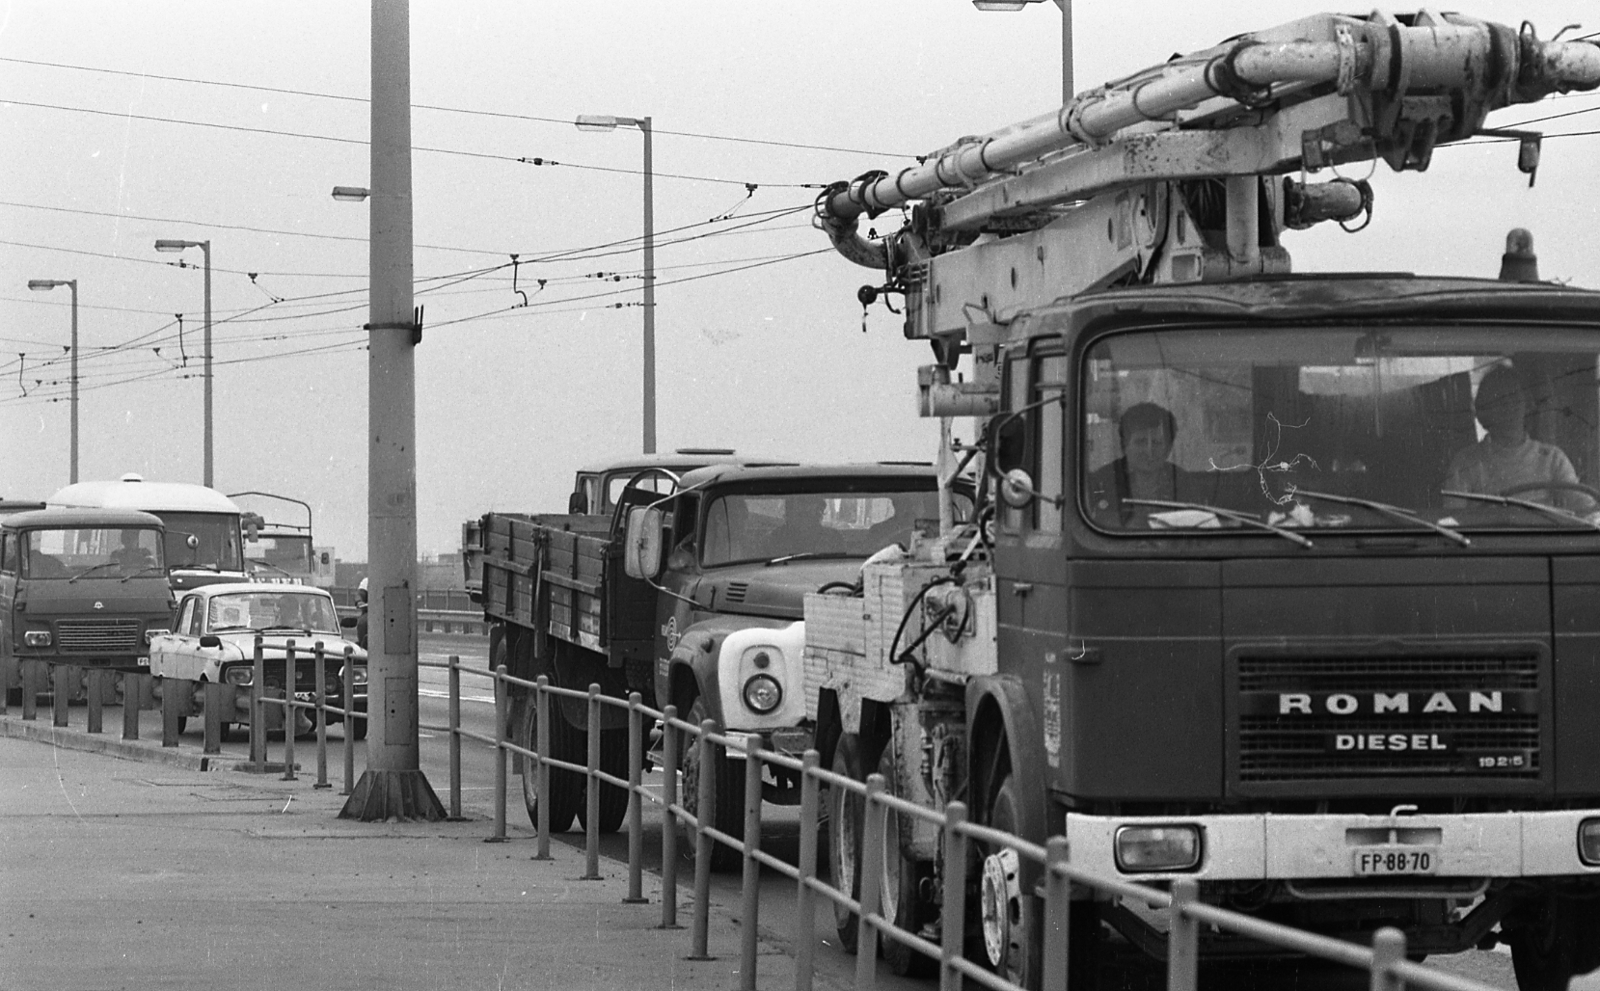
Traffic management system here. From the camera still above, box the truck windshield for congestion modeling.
[1081,323,1600,534]
[701,489,951,566]
[246,534,313,575]
[24,527,165,580]
[158,512,243,571]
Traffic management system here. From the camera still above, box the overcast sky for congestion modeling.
[3,1,1597,560]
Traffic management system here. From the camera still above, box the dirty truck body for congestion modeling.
[805,7,1600,987]
[477,463,947,845]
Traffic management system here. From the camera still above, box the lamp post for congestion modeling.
[153,238,213,487]
[972,0,1073,102]
[26,278,78,483]
[575,114,655,454]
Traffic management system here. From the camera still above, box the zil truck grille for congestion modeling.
[1236,653,1541,782]
[56,618,141,654]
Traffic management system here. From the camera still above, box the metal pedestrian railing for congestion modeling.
[409,656,1505,991]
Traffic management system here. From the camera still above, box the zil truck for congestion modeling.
[230,490,335,588]
[473,462,958,867]
[803,10,1600,989]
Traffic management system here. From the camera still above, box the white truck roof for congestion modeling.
[50,474,241,514]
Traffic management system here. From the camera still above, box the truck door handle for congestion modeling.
[1012,582,1033,596]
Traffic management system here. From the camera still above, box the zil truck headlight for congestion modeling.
[742,673,783,714]
[1115,824,1201,872]
[1580,818,1600,866]
[23,630,51,647]
[223,667,254,687]
[341,665,368,686]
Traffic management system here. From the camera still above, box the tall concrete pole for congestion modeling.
[201,240,212,488]
[340,0,443,821]
[641,117,655,455]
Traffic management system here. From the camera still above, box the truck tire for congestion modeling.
[519,693,581,834]
[1509,902,1578,991]
[826,732,865,953]
[679,695,745,872]
[577,727,631,834]
[878,743,936,977]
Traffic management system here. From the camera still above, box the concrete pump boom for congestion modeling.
[818,10,1600,269]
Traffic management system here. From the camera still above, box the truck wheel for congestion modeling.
[519,695,581,833]
[1509,905,1577,991]
[576,728,631,834]
[679,695,745,872]
[979,773,1043,989]
[826,732,864,953]
[878,744,936,978]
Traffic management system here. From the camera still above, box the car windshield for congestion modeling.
[1080,323,1600,535]
[206,591,340,634]
[23,527,165,580]
[701,488,958,566]
[158,511,243,571]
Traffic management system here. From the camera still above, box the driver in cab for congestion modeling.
[1442,365,1596,513]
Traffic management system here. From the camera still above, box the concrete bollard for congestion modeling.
[86,668,105,734]
[122,672,144,741]
[202,681,230,755]
[52,664,74,728]
[160,677,185,747]
[21,659,40,720]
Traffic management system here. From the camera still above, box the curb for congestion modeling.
[0,715,265,772]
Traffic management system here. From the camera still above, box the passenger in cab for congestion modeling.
[1087,402,1215,527]
[1442,365,1594,512]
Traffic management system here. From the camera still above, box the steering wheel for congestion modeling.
[1499,480,1600,501]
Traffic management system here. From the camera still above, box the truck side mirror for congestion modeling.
[199,634,221,648]
[999,468,1039,509]
[987,414,1026,475]
[568,491,587,514]
[624,506,665,580]
[186,534,200,549]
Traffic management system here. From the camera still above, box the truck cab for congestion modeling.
[50,475,249,592]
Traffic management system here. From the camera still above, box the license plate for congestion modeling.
[1352,846,1438,876]
[136,656,150,667]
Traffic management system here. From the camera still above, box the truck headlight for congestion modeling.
[1580,818,1600,866]
[144,629,170,644]
[742,674,782,714]
[223,667,253,686]
[1115,825,1201,872]
[23,631,50,647]
[341,665,368,686]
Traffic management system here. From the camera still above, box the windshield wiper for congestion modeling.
[120,565,167,583]
[764,551,836,566]
[68,563,120,583]
[1441,489,1600,532]
[1294,489,1471,547]
[1123,498,1313,548]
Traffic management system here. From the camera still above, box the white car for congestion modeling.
[149,583,367,738]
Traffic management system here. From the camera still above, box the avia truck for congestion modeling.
[474,462,960,867]
[804,10,1600,989]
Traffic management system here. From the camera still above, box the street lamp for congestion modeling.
[973,0,1073,102]
[575,113,656,455]
[331,185,371,202]
[153,238,214,487]
[26,278,79,483]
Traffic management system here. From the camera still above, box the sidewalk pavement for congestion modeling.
[0,714,830,991]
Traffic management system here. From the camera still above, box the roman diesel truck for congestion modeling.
[805,9,1600,989]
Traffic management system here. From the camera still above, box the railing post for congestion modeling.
[312,642,329,789]
[795,750,821,991]
[281,641,297,781]
[940,802,969,991]
[624,691,647,904]
[688,717,718,960]
[1370,927,1407,991]
[856,773,887,991]
[659,703,681,929]
[739,736,763,991]
[251,636,266,771]
[52,663,72,727]
[584,683,602,880]
[341,646,354,795]
[491,663,508,841]
[535,675,552,861]
[448,654,462,819]
[86,668,104,734]
[122,671,142,741]
[1167,877,1200,991]
[1043,837,1072,991]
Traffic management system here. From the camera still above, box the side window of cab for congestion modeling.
[0,531,14,574]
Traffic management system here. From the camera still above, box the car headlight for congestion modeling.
[1580,818,1600,866]
[742,673,782,714]
[23,630,51,647]
[1114,825,1201,872]
[223,667,253,687]
[144,628,170,644]
[341,665,368,686]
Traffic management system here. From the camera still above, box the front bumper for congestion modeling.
[1065,809,1600,882]
[721,726,813,759]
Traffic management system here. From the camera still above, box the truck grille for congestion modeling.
[1236,653,1541,783]
[56,618,142,654]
